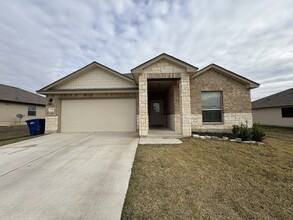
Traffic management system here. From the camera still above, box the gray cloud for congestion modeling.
[0,0,292,100]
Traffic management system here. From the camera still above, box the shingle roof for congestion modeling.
[0,84,46,105]
[124,73,134,79]
[252,88,293,109]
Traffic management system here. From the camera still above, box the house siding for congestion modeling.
[253,107,293,127]
[0,102,45,126]
[190,69,253,132]
[53,66,137,90]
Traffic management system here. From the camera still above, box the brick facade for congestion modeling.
[39,54,258,136]
[190,69,253,132]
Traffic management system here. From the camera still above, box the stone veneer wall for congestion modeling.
[179,72,192,136]
[138,59,191,136]
[190,69,253,132]
[45,93,137,133]
[45,116,58,133]
[191,113,253,132]
[44,96,60,133]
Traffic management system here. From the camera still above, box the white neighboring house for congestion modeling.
[0,84,46,126]
[252,88,293,127]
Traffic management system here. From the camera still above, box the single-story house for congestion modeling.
[252,88,293,127]
[37,53,259,136]
[0,84,46,126]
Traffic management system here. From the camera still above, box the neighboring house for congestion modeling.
[0,84,46,126]
[252,88,293,127]
[37,53,259,136]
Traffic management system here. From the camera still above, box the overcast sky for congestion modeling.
[0,0,292,100]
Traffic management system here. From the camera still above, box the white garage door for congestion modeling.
[61,99,136,132]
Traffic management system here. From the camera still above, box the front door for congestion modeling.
[149,99,165,127]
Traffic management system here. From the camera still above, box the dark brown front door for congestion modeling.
[149,99,165,127]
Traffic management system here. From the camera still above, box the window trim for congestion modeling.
[201,91,223,124]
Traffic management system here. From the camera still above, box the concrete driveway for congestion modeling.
[0,132,138,220]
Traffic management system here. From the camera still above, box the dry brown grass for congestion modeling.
[122,126,293,219]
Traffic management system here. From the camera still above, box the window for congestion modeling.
[153,103,160,113]
[282,107,293,117]
[28,105,36,116]
[201,92,222,122]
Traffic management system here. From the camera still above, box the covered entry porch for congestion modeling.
[148,79,181,133]
[137,72,192,137]
[131,54,198,137]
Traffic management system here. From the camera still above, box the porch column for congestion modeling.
[138,75,149,136]
[180,74,192,136]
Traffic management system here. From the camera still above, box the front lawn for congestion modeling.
[122,126,293,219]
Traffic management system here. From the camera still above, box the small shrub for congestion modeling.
[232,123,252,141]
[232,125,240,136]
[233,123,266,142]
[251,123,265,142]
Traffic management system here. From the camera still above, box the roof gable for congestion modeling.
[143,58,187,73]
[131,53,198,74]
[38,62,137,93]
[252,88,293,109]
[192,64,259,89]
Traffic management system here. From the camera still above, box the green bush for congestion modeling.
[232,123,252,141]
[232,123,265,142]
[232,124,240,136]
[251,123,265,142]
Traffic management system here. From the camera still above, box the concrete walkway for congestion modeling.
[0,132,138,220]
[139,128,183,144]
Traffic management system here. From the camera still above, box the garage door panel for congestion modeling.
[61,99,136,132]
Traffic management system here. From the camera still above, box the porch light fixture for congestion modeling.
[48,98,53,105]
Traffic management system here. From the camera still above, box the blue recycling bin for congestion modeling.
[26,119,45,136]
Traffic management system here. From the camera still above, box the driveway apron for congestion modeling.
[0,132,138,220]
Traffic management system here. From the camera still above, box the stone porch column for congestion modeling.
[138,75,148,136]
[180,74,192,136]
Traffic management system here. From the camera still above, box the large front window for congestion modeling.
[201,92,222,122]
